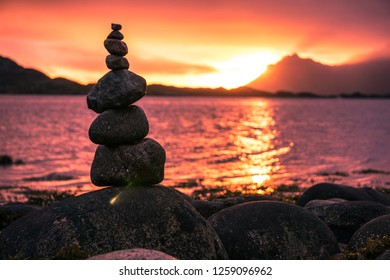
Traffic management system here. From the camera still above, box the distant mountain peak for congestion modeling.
[0,55,92,94]
[247,53,390,95]
[0,55,22,71]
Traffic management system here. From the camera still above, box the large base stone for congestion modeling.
[0,185,228,260]
[90,138,166,186]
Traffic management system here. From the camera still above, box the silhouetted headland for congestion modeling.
[1,55,389,98]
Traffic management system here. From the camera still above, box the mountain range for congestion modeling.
[1,54,389,96]
[248,54,390,95]
[0,56,93,94]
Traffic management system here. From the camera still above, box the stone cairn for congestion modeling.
[87,23,166,187]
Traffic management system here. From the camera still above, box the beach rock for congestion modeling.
[208,201,339,259]
[87,70,146,113]
[0,203,41,230]
[111,23,122,30]
[305,200,390,243]
[107,30,124,40]
[305,198,347,208]
[191,195,275,219]
[88,249,177,260]
[104,39,128,56]
[221,195,275,207]
[296,183,390,207]
[0,185,228,260]
[348,214,390,251]
[0,154,13,165]
[90,138,166,186]
[191,200,225,219]
[89,106,149,145]
[105,55,129,70]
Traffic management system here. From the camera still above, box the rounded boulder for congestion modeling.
[208,201,339,259]
[0,203,41,230]
[348,214,390,252]
[305,200,390,243]
[191,195,275,219]
[296,183,390,207]
[0,185,228,260]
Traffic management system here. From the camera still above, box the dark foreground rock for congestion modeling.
[296,183,390,207]
[0,185,227,260]
[348,214,390,252]
[0,155,24,166]
[88,248,176,260]
[192,195,275,219]
[305,200,390,243]
[376,249,390,260]
[88,106,149,145]
[86,70,146,113]
[90,138,166,186]
[208,201,339,259]
[0,203,41,231]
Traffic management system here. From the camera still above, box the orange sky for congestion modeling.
[1,0,389,89]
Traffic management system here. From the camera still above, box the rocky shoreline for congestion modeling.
[1,182,390,260]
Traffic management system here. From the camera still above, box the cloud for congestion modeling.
[1,0,390,87]
[131,58,217,75]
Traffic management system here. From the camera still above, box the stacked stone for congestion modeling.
[87,23,166,187]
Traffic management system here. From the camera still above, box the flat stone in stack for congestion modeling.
[87,23,165,187]
[89,106,149,145]
[104,24,129,70]
[91,139,166,186]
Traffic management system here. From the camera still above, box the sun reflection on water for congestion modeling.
[173,99,293,198]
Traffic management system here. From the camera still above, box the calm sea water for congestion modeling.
[1,95,390,203]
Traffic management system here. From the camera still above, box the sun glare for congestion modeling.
[147,51,282,89]
[209,51,281,89]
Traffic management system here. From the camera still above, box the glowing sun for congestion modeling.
[209,51,281,89]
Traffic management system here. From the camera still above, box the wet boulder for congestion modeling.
[191,195,275,219]
[0,185,228,260]
[0,203,41,231]
[191,200,225,219]
[305,200,390,243]
[348,214,390,252]
[296,183,390,207]
[208,201,339,259]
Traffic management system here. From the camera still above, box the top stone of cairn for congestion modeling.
[111,23,122,31]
